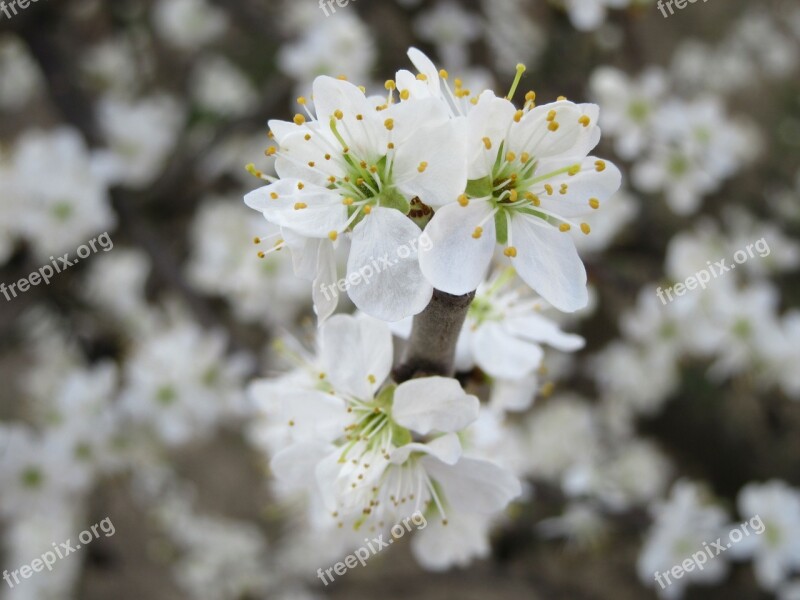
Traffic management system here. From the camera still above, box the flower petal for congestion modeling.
[419,200,496,295]
[471,322,544,380]
[509,216,589,313]
[421,456,522,514]
[390,432,462,466]
[346,207,433,322]
[319,314,393,398]
[393,377,480,434]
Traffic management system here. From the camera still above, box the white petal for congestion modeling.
[244,179,348,238]
[271,441,333,489]
[312,239,340,323]
[392,118,468,208]
[419,201,496,295]
[531,156,622,218]
[421,456,522,514]
[389,432,462,466]
[471,322,544,380]
[319,314,393,398]
[346,207,433,322]
[509,217,589,312]
[393,377,479,434]
[407,47,441,96]
[466,91,517,179]
[253,387,348,441]
[506,313,585,351]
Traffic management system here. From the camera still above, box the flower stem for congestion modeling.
[393,289,475,382]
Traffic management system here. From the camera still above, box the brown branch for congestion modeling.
[393,289,475,382]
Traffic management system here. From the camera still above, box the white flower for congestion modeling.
[728,481,800,590]
[152,0,228,51]
[637,481,731,600]
[456,270,585,380]
[9,127,115,259]
[559,0,636,32]
[81,248,152,327]
[278,12,376,95]
[119,318,249,446]
[589,66,667,160]
[94,94,185,189]
[245,74,467,321]
[417,64,621,311]
[186,198,309,325]
[413,1,482,70]
[251,315,521,541]
[190,55,258,118]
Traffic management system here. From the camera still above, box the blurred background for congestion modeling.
[1,0,800,598]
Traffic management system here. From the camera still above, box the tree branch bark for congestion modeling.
[393,289,475,382]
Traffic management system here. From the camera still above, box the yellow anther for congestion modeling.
[439,69,449,79]
[458,194,469,207]
[297,96,307,105]
[416,73,428,81]
[294,202,307,210]
[253,237,261,244]
[329,231,339,241]
[293,114,306,125]
[589,198,600,209]
[514,110,524,123]
[580,223,591,235]
[337,75,348,80]
[297,182,305,190]
[246,163,262,178]
[544,184,554,195]
[559,223,571,232]
[525,192,540,206]
[270,192,279,199]
[304,133,312,141]
[579,115,591,127]
[504,246,518,258]
[363,205,372,214]
[308,161,315,167]
[506,151,516,162]
[266,146,277,156]
[509,189,519,202]
[546,110,557,122]
[400,90,410,100]
[324,153,331,160]
[482,137,492,150]
[384,118,394,131]
[343,197,354,205]
[385,80,396,90]
[548,121,560,132]
[568,164,581,176]
[525,91,536,102]
[257,251,265,259]
[560,183,569,195]
[472,227,483,239]
[520,152,531,163]
[387,142,395,150]
[557,95,567,101]
[595,160,606,172]
[417,161,428,173]
[356,114,364,120]
[334,109,344,120]
[367,374,376,384]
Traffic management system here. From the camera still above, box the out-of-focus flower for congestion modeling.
[152,0,228,51]
[94,94,185,189]
[414,1,482,70]
[0,35,43,111]
[9,127,115,259]
[190,55,258,118]
[728,481,800,591]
